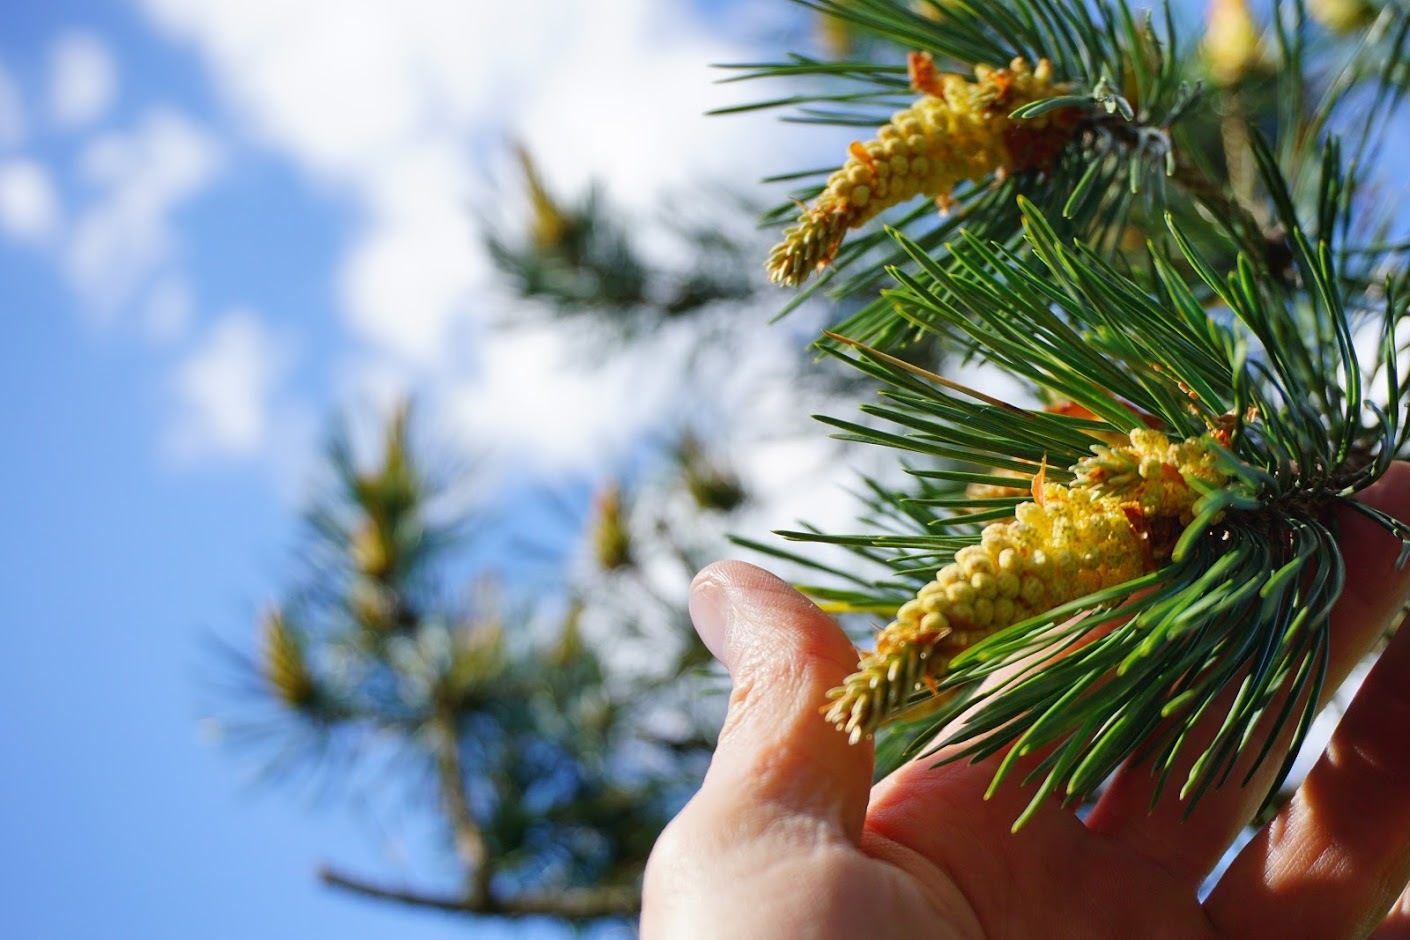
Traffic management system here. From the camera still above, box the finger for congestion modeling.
[682,560,874,843]
[641,563,875,937]
[855,618,1121,918]
[866,616,1120,828]
[1086,462,1410,890]
[1204,597,1410,936]
[859,599,1149,862]
[862,728,1094,885]
[1370,879,1410,938]
[859,666,1196,936]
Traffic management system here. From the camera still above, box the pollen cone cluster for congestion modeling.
[262,609,317,710]
[825,430,1227,742]
[1203,0,1264,85]
[767,55,1077,286]
[1074,428,1227,520]
[1307,0,1376,33]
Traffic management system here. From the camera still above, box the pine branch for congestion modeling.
[430,701,492,907]
[722,0,1215,337]
[767,132,1410,822]
[318,867,640,920]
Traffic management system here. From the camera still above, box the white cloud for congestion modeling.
[0,58,26,148]
[447,320,697,478]
[49,32,118,130]
[0,159,61,244]
[167,309,287,461]
[66,108,222,315]
[136,0,577,180]
[337,143,483,362]
[131,0,834,477]
[511,0,801,213]
[132,0,813,353]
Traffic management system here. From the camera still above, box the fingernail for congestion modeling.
[689,577,730,667]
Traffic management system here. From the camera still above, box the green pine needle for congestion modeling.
[768,119,1410,822]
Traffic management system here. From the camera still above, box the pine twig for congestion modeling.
[318,866,640,919]
[430,701,491,906]
[1169,151,1288,274]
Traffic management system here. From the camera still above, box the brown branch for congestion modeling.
[430,700,492,906]
[318,865,640,920]
[1169,154,1260,237]
[1218,93,1258,220]
[318,698,645,924]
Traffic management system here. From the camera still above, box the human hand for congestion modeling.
[642,464,1410,939]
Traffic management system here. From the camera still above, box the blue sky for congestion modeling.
[0,1,842,937]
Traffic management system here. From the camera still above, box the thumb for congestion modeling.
[686,560,873,841]
[642,562,876,938]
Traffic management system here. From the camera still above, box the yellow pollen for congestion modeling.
[823,429,1231,740]
[767,55,1078,286]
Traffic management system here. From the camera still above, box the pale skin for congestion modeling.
[642,463,1410,939]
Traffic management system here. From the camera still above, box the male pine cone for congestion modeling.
[825,430,1228,742]
[262,608,317,709]
[767,54,1078,286]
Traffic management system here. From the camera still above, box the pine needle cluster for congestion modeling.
[734,0,1410,824]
